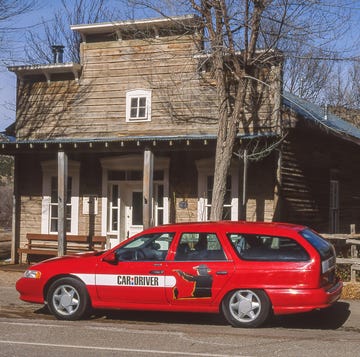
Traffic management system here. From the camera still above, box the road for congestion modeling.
[0,273,360,356]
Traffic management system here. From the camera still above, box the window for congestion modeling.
[205,176,232,220]
[196,158,239,221]
[300,229,334,260]
[108,184,120,232]
[329,180,339,233]
[154,184,164,225]
[49,177,72,233]
[175,232,226,261]
[227,233,309,262]
[126,89,151,122]
[115,233,174,261]
[41,160,80,235]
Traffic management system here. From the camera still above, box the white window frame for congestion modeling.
[126,89,152,122]
[41,160,80,235]
[196,158,239,221]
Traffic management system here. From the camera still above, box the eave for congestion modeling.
[70,15,201,42]
[0,133,278,155]
[71,14,200,34]
[8,63,82,83]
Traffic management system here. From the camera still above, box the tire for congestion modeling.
[47,277,90,320]
[222,289,271,328]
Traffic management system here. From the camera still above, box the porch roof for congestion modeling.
[0,133,276,155]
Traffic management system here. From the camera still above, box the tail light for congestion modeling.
[320,254,336,287]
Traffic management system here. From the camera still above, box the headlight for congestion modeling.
[24,270,42,279]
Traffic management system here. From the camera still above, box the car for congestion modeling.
[16,221,342,327]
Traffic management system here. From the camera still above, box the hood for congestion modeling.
[31,251,104,271]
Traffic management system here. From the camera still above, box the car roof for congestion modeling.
[143,221,307,235]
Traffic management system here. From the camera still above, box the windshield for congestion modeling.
[299,229,333,260]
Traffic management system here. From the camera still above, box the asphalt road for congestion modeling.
[1,275,360,356]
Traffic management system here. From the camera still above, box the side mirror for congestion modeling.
[102,251,118,265]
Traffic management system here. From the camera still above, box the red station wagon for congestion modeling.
[16,221,342,327]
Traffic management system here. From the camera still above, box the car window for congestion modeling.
[175,232,226,261]
[227,233,310,262]
[299,229,334,260]
[115,233,175,261]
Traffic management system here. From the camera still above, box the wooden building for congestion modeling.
[1,15,360,263]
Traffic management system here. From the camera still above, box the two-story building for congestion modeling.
[2,15,360,263]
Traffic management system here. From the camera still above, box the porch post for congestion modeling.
[143,149,154,229]
[58,151,68,256]
[241,149,248,220]
[11,156,20,264]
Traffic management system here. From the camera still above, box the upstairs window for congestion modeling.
[126,89,151,122]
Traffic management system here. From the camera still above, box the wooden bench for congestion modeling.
[18,233,107,264]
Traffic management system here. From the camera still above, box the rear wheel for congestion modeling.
[222,289,271,328]
[47,277,90,320]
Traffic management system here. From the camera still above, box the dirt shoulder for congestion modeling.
[0,270,23,287]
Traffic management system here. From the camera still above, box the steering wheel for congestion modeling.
[134,249,146,261]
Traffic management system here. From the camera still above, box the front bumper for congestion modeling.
[16,277,45,304]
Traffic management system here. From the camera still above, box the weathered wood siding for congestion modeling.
[16,34,218,139]
[280,124,360,233]
[15,31,281,140]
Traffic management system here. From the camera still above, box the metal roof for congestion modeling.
[283,91,360,143]
[0,132,275,147]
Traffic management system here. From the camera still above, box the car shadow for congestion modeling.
[32,301,351,330]
[92,309,228,326]
[270,301,351,330]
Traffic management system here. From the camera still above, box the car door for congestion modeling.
[95,232,176,305]
[165,232,235,307]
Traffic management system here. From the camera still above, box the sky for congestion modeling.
[0,1,60,132]
[1,1,360,133]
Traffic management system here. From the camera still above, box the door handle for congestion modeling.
[216,271,228,275]
[150,270,164,275]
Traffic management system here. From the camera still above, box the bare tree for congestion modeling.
[25,0,121,64]
[0,0,37,59]
[127,0,355,220]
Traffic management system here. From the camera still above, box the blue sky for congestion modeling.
[0,1,60,132]
[1,1,360,133]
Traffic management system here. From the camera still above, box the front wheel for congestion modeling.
[222,289,271,328]
[47,277,90,320]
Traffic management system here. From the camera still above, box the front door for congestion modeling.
[107,183,144,246]
[124,185,144,239]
